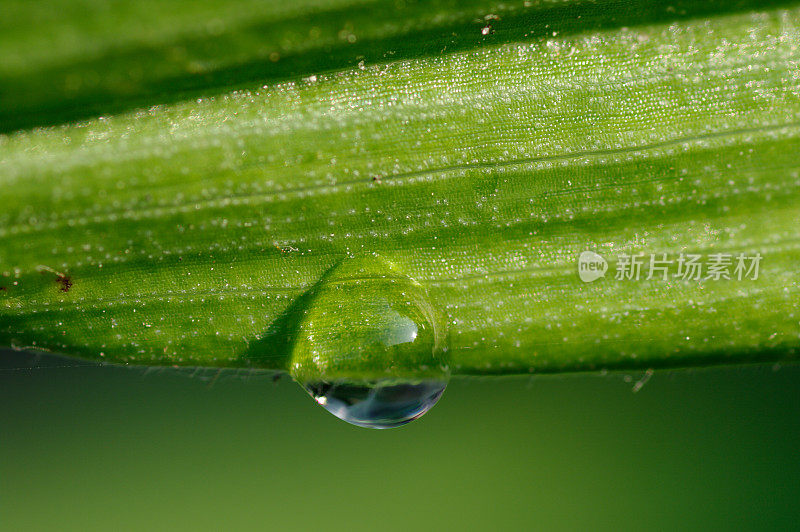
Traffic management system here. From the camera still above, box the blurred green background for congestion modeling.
[2,349,798,530]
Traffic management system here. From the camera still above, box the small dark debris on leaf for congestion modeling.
[56,274,72,292]
[372,176,382,183]
[36,265,72,292]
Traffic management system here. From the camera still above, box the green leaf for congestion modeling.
[1,0,799,377]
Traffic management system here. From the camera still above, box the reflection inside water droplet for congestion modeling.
[304,380,447,429]
[288,255,449,429]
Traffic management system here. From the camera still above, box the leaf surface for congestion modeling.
[1,0,799,375]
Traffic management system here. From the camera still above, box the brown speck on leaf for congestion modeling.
[56,274,72,292]
[35,265,72,292]
[372,176,382,183]
[0,286,6,292]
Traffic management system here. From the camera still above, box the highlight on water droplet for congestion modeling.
[289,255,448,429]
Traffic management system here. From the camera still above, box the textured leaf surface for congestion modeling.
[1,0,799,375]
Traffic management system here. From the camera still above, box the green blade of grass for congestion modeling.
[1,0,799,375]
[0,0,794,132]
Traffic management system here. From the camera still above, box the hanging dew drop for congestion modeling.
[289,255,449,428]
[304,381,447,429]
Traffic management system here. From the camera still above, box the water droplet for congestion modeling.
[289,255,448,428]
[304,380,446,429]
